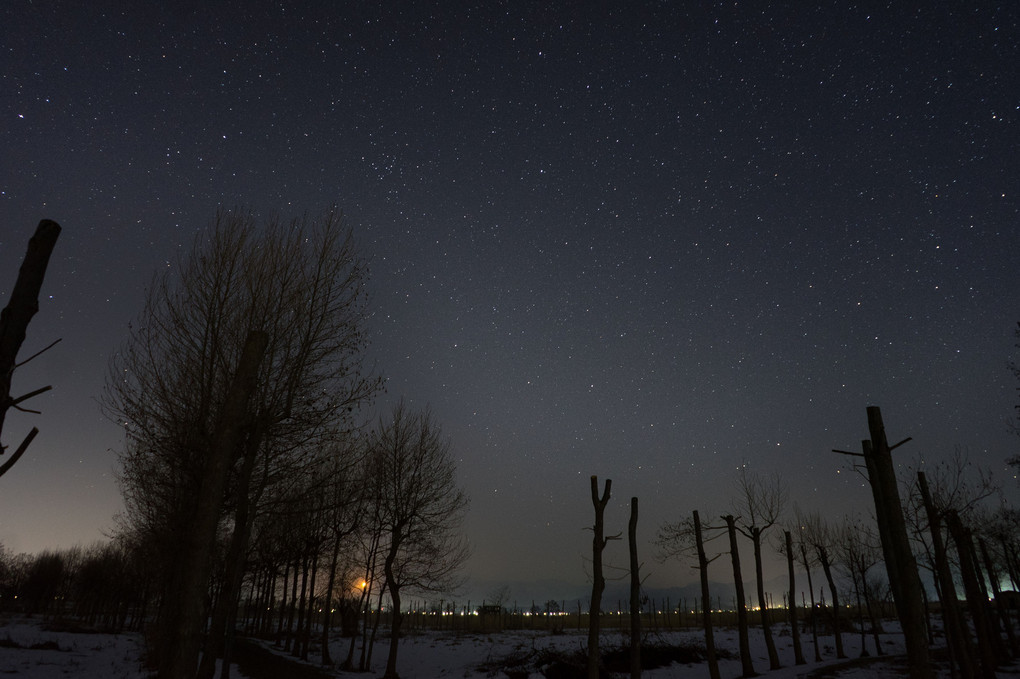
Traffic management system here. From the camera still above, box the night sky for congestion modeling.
[1,3,1017,600]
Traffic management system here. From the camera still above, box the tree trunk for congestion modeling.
[752,526,780,669]
[0,219,61,478]
[198,443,260,679]
[800,542,822,661]
[321,531,343,666]
[292,552,310,658]
[980,538,1016,656]
[724,515,755,678]
[300,545,319,661]
[382,569,403,678]
[588,476,611,679]
[694,512,720,679]
[284,555,300,652]
[628,497,640,679]
[382,519,406,679]
[946,510,998,679]
[276,561,290,644]
[785,531,806,665]
[852,567,868,657]
[918,471,975,678]
[863,579,884,656]
[862,407,931,679]
[818,547,846,659]
[157,331,267,679]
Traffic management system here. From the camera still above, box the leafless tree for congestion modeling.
[799,511,847,659]
[104,209,380,679]
[655,511,722,679]
[780,529,807,665]
[904,451,1000,678]
[732,468,786,670]
[790,518,823,662]
[370,402,469,679]
[834,514,884,657]
[588,475,613,679]
[722,514,754,678]
[627,496,640,679]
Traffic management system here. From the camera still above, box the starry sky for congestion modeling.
[1,2,1017,600]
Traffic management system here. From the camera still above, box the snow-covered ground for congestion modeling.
[2,614,1020,678]
[0,617,148,678]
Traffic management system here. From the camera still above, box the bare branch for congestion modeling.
[13,338,62,369]
[0,427,39,479]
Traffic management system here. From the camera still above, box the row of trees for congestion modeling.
[98,210,469,679]
[646,448,1019,679]
[0,214,471,679]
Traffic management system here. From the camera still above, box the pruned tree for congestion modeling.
[657,510,722,679]
[0,220,61,479]
[588,475,612,679]
[722,514,755,678]
[627,496,640,679]
[853,407,930,679]
[781,530,806,665]
[731,468,786,670]
[370,402,469,679]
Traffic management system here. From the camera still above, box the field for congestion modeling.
[2,613,1019,678]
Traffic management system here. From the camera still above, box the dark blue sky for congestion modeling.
[1,2,1017,597]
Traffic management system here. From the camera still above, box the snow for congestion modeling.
[0,616,148,678]
[3,614,1020,678]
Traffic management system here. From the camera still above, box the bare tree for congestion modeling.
[0,220,61,479]
[722,514,755,678]
[731,468,786,670]
[318,441,369,666]
[628,497,640,679]
[588,475,613,679]
[800,511,847,659]
[655,511,721,679]
[907,453,999,679]
[370,402,469,679]
[104,209,380,678]
[789,509,823,663]
[834,514,884,658]
[781,530,806,665]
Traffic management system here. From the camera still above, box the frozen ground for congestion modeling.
[2,614,1020,678]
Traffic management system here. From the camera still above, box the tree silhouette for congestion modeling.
[104,208,380,678]
[0,220,60,479]
[371,402,469,679]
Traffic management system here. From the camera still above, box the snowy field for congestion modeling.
[2,614,1020,678]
